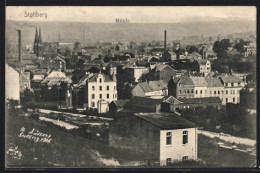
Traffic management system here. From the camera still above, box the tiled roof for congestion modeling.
[205,78,223,87]
[190,77,207,86]
[219,75,243,83]
[88,73,115,82]
[138,80,167,93]
[178,76,194,86]
[178,97,222,104]
[135,112,196,130]
[139,82,154,92]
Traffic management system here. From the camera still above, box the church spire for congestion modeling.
[34,26,38,45]
[38,27,43,44]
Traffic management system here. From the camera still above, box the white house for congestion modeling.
[6,64,20,101]
[125,64,149,82]
[197,60,211,76]
[219,75,245,104]
[190,77,208,98]
[109,112,197,166]
[87,71,117,113]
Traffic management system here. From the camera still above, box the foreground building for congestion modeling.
[109,112,197,166]
[6,64,20,101]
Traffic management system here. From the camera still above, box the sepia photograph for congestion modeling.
[5,6,257,168]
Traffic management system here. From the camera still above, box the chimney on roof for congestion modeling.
[17,30,21,63]
[164,30,167,52]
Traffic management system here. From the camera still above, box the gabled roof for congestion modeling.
[139,82,154,92]
[88,73,115,82]
[126,96,163,108]
[190,77,207,87]
[135,112,196,130]
[205,77,223,87]
[178,97,222,104]
[178,76,194,86]
[197,59,209,65]
[219,75,243,83]
[111,100,129,107]
[138,80,167,93]
[76,73,92,87]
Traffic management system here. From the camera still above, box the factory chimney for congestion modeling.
[164,30,167,52]
[17,30,21,62]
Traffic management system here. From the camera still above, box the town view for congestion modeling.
[5,6,256,168]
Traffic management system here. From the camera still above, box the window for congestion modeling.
[200,90,202,94]
[99,78,102,83]
[182,156,189,161]
[196,90,198,94]
[187,89,189,93]
[226,98,228,103]
[92,86,95,91]
[218,91,220,94]
[115,93,117,98]
[179,90,182,94]
[191,89,193,93]
[226,90,228,94]
[238,82,241,86]
[107,86,109,90]
[166,132,172,145]
[166,158,172,166]
[92,94,95,99]
[183,131,188,144]
[233,97,235,102]
[99,86,102,90]
[92,102,95,107]
[99,94,102,99]
[179,83,182,87]
[214,91,216,94]
[225,83,228,87]
[231,83,234,87]
[107,94,109,99]
[184,90,186,94]
[114,86,116,90]
[233,90,235,95]
[222,90,224,94]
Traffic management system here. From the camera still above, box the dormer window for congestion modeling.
[231,83,234,87]
[99,78,102,83]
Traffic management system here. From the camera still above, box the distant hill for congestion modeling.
[6,20,256,46]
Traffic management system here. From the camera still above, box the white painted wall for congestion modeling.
[159,128,197,166]
[6,64,20,101]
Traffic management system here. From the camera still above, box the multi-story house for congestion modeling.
[109,112,197,166]
[155,64,177,83]
[190,77,208,98]
[197,60,211,76]
[87,72,117,113]
[6,64,20,101]
[219,75,245,104]
[125,64,149,82]
[169,76,195,99]
[205,77,225,104]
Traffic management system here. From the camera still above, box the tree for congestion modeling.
[139,69,158,82]
[71,68,86,84]
[104,57,111,63]
[188,46,198,54]
[234,39,245,55]
[213,39,231,59]
[20,88,34,106]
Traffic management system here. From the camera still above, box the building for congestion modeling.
[155,64,177,82]
[109,99,129,114]
[50,54,66,72]
[244,41,256,57]
[172,76,195,99]
[6,64,20,101]
[205,77,224,104]
[132,80,168,98]
[125,64,149,82]
[109,112,197,166]
[219,75,245,104]
[19,71,31,92]
[125,96,163,112]
[190,77,208,98]
[41,71,71,89]
[161,96,222,112]
[86,72,117,113]
[197,60,211,76]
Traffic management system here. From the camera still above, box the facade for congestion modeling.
[6,64,20,100]
[109,112,197,166]
[50,54,66,72]
[175,76,195,99]
[205,77,225,104]
[132,80,168,98]
[190,77,208,98]
[87,72,117,112]
[41,71,71,89]
[219,75,245,104]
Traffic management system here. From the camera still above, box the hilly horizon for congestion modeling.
[6,20,256,46]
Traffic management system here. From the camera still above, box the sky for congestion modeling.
[6,6,256,23]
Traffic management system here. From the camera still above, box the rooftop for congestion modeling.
[219,75,243,83]
[135,112,196,130]
[178,97,222,104]
[205,77,223,87]
[190,77,208,87]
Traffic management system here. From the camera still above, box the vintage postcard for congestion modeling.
[5,6,257,168]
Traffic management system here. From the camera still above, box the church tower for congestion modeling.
[33,26,44,57]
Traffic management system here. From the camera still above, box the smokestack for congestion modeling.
[164,30,167,52]
[17,30,21,62]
